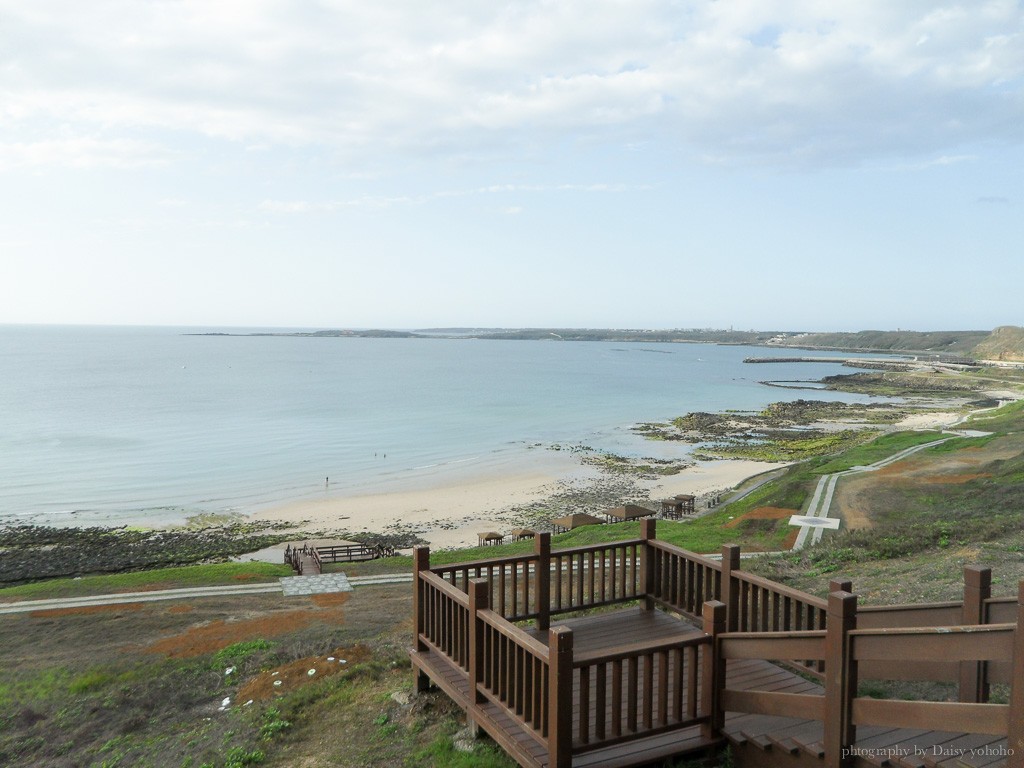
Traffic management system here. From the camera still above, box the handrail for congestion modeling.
[477,609,551,658]
[430,552,538,579]
[732,569,827,610]
[848,622,1016,737]
[550,539,642,616]
[411,535,1024,768]
[646,538,722,621]
[573,632,709,667]
[553,538,645,558]
[419,569,470,607]
[646,538,722,570]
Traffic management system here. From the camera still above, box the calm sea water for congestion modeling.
[0,326,886,527]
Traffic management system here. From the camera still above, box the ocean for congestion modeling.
[0,325,887,527]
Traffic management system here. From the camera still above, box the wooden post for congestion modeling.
[701,600,727,740]
[960,566,992,703]
[1006,580,1024,768]
[535,533,551,631]
[829,579,853,594]
[548,626,574,768]
[823,591,857,768]
[468,579,488,708]
[720,545,741,632]
[640,518,657,610]
[412,546,431,693]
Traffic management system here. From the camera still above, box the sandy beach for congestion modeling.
[250,456,785,549]
[247,406,986,550]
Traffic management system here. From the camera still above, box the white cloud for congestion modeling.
[0,137,172,169]
[1,0,1022,169]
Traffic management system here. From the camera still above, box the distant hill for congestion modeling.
[765,330,990,356]
[972,325,1024,362]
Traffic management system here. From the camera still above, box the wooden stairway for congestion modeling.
[721,661,1011,768]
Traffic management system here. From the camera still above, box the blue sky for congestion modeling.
[1,1,1022,331]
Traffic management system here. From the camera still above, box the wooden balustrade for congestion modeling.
[571,634,709,751]
[646,538,722,620]
[432,553,541,623]
[416,568,471,672]
[549,539,643,616]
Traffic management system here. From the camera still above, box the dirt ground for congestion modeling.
[833,436,1021,530]
[0,586,409,673]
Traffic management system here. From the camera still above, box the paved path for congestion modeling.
[0,572,414,615]
[786,401,1007,550]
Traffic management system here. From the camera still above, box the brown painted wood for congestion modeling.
[1007,580,1024,768]
[852,625,1014,662]
[824,590,858,768]
[721,689,824,720]
[851,699,1008,736]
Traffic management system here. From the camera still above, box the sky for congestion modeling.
[1,1,1022,332]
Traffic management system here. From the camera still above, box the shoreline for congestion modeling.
[247,404,977,551]
[249,456,789,550]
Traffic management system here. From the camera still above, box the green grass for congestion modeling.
[814,430,946,473]
[920,434,997,453]
[702,429,875,462]
[0,561,292,601]
[964,398,1024,432]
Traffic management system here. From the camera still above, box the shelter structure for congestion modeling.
[549,512,603,534]
[662,493,696,518]
[477,531,504,546]
[602,504,657,523]
[510,528,537,541]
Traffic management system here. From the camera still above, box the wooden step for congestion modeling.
[742,732,774,752]
[767,736,802,755]
[801,741,826,759]
[724,729,748,748]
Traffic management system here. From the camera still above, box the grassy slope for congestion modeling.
[747,399,1024,603]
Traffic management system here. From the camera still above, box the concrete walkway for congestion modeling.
[0,572,414,615]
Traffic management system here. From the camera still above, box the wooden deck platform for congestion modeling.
[413,607,719,768]
[411,528,1022,768]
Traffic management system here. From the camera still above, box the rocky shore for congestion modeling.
[0,523,296,585]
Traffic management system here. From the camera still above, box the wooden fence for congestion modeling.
[711,587,1024,768]
[411,521,1024,768]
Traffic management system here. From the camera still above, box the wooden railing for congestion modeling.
[708,587,1024,768]
[317,543,390,562]
[284,543,321,574]
[549,539,643,618]
[647,538,721,620]
[570,633,711,752]
[432,552,541,623]
[430,536,646,629]
[411,523,1024,768]
[416,569,470,672]
[414,542,712,768]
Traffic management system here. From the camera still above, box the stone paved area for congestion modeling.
[280,572,353,596]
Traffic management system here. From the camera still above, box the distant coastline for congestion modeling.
[187,326,1021,363]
